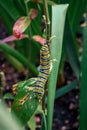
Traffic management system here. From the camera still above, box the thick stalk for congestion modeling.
[42,0,51,121]
[43,0,50,45]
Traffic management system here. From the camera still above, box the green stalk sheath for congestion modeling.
[80,17,87,130]
[24,0,29,15]
[42,0,51,114]
[43,0,50,44]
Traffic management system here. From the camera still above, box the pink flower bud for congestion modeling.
[13,17,31,38]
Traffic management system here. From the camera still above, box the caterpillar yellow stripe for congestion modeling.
[34,44,50,99]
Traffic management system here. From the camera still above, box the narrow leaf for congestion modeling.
[3,93,14,100]
[80,17,87,130]
[47,4,68,130]
[0,102,24,130]
[41,113,47,130]
[0,43,38,76]
[63,17,80,79]
[55,80,79,99]
[0,0,21,20]
[3,53,24,71]
[68,0,87,30]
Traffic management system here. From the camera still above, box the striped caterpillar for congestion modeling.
[34,44,50,99]
[12,44,50,101]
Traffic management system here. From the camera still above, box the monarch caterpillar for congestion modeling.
[12,44,50,100]
[34,44,50,99]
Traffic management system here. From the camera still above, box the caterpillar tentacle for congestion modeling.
[34,44,50,99]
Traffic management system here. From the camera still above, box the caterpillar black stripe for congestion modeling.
[34,44,50,99]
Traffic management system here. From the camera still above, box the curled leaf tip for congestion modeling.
[32,35,46,45]
[29,9,38,20]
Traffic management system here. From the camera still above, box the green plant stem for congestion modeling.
[41,112,47,130]
[42,0,51,113]
[80,16,87,130]
[24,0,29,15]
[43,0,50,45]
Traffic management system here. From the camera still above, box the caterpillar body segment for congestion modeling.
[34,44,50,99]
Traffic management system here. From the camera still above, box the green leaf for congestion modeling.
[0,0,21,21]
[3,53,24,71]
[0,7,12,33]
[3,93,14,100]
[0,102,24,130]
[28,115,36,130]
[13,0,26,15]
[41,113,47,130]
[63,17,80,79]
[68,0,87,31]
[47,4,68,130]
[59,0,84,78]
[12,87,39,125]
[31,20,42,35]
[12,78,37,95]
[55,80,79,99]
[12,78,38,125]
[80,17,87,130]
[60,0,87,31]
